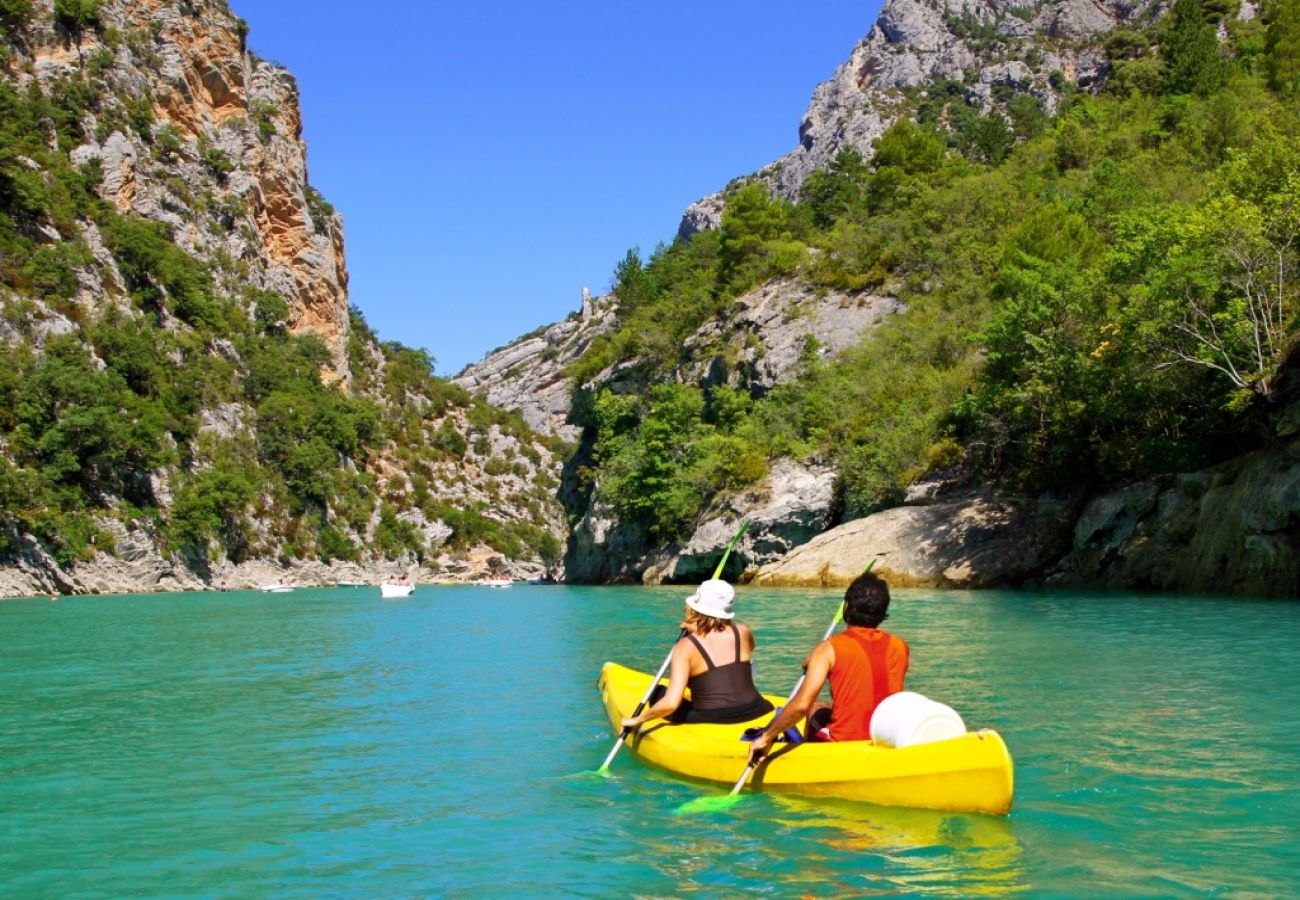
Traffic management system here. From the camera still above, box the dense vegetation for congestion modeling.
[0,7,564,570]
[569,0,1300,539]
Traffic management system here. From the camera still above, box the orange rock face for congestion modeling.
[66,0,354,385]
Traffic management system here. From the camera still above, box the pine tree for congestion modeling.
[1161,0,1228,95]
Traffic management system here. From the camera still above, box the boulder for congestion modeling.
[751,492,1076,588]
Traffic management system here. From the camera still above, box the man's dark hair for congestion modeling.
[843,571,891,628]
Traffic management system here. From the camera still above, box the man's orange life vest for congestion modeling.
[825,627,909,742]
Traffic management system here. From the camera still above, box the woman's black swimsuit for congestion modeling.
[663,625,774,725]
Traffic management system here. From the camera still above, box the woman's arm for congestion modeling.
[741,622,756,654]
[621,640,692,728]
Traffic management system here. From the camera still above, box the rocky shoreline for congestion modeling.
[0,544,550,600]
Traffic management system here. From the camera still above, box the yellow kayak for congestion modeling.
[598,661,1014,816]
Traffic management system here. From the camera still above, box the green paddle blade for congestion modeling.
[674,792,746,816]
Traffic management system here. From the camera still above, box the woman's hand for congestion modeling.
[621,715,642,730]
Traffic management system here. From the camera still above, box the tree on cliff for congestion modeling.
[1265,0,1300,94]
[52,0,99,50]
[1114,135,1300,404]
[1160,0,1229,95]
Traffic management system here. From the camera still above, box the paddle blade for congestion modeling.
[674,792,746,816]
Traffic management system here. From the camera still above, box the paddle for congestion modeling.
[597,519,751,775]
[676,559,876,814]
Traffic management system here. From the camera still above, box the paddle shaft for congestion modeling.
[599,519,750,772]
[726,559,877,795]
[599,628,685,771]
[712,519,750,580]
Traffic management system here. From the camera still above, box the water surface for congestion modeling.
[1,585,1297,896]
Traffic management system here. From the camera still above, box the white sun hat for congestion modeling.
[685,579,735,619]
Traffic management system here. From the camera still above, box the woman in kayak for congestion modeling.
[621,579,774,727]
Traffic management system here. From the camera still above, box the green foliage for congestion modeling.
[316,522,357,562]
[124,94,154,139]
[246,286,287,334]
[1007,94,1048,140]
[304,185,334,228]
[718,182,806,294]
[567,229,725,385]
[11,335,168,501]
[871,118,948,175]
[198,139,233,182]
[249,99,278,142]
[570,57,1300,528]
[0,0,34,33]
[431,418,467,458]
[801,147,870,229]
[589,382,770,539]
[373,504,425,560]
[1111,135,1300,400]
[100,212,220,327]
[167,444,258,555]
[153,123,183,160]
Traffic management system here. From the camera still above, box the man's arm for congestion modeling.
[748,640,835,761]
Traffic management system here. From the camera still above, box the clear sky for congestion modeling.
[236,2,879,375]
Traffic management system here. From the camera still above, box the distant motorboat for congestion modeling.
[336,580,366,587]
[260,583,293,593]
[380,581,415,599]
[476,577,513,587]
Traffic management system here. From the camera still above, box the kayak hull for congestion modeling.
[598,661,1014,816]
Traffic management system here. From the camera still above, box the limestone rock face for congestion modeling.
[565,459,836,585]
[641,460,839,584]
[563,497,653,584]
[750,492,1077,588]
[1062,444,1300,598]
[680,0,1158,234]
[682,277,902,393]
[25,0,352,381]
[454,293,618,441]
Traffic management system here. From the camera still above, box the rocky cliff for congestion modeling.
[458,0,1297,599]
[751,423,1299,599]
[0,0,566,597]
[25,0,352,378]
[680,0,1169,233]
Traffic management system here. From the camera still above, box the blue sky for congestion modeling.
[237,2,878,375]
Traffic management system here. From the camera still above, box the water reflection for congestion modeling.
[766,794,1026,896]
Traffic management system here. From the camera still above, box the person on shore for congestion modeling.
[747,571,908,761]
[621,579,775,728]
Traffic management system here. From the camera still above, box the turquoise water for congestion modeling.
[1,585,1298,897]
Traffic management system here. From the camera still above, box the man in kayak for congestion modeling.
[747,571,908,759]
[620,579,775,727]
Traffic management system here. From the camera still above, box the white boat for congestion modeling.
[380,581,415,599]
[336,580,366,587]
[476,577,513,587]
[260,583,293,593]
